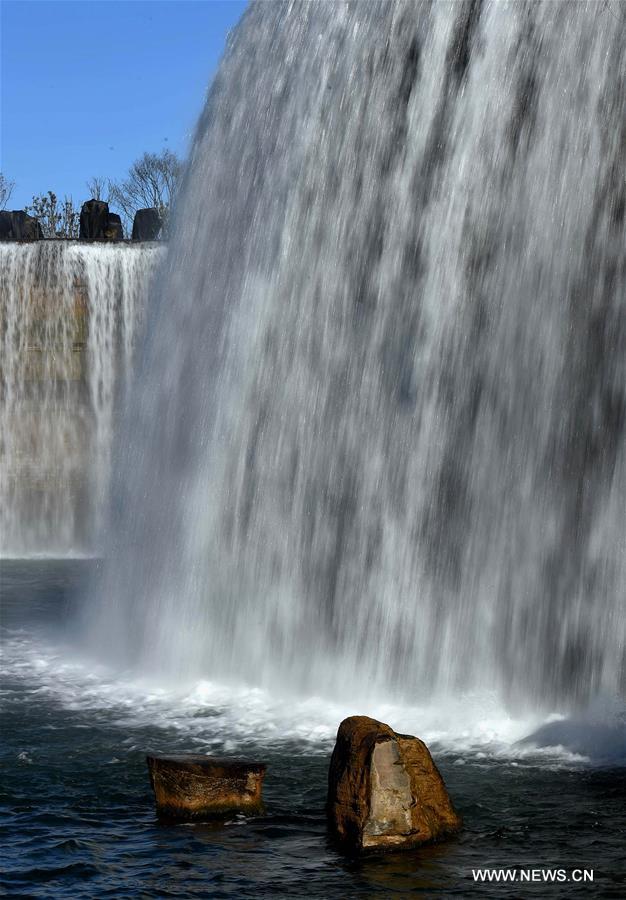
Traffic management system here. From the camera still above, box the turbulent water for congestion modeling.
[0,242,161,556]
[91,0,625,711]
[4,565,624,899]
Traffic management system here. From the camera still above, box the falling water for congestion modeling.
[0,242,162,556]
[92,1,625,710]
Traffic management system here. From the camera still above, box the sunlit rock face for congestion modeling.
[90,1,625,709]
[0,242,162,555]
[147,754,266,822]
[327,716,461,852]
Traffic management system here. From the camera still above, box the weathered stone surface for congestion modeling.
[327,716,461,852]
[104,213,123,241]
[0,210,43,241]
[11,211,44,240]
[79,199,110,240]
[147,754,266,822]
[132,207,162,241]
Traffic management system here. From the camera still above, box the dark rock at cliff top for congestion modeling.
[132,207,162,241]
[105,213,124,241]
[79,199,110,240]
[0,210,43,241]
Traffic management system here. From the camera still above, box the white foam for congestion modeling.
[1,630,604,767]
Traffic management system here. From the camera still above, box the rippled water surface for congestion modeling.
[1,562,625,898]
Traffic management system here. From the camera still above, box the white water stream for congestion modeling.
[0,242,162,555]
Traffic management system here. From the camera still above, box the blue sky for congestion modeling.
[1,0,247,209]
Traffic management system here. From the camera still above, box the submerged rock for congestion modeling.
[327,716,461,853]
[147,754,266,822]
[519,718,626,764]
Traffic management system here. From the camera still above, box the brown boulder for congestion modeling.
[147,754,266,822]
[327,716,461,852]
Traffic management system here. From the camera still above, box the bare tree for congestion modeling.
[0,173,15,210]
[85,176,110,203]
[25,191,80,238]
[108,149,182,234]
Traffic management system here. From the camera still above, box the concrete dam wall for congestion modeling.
[0,241,163,556]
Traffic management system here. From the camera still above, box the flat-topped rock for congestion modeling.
[147,754,266,822]
[327,716,461,853]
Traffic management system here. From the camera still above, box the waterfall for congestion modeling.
[91,1,625,710]
[0,242,162,556]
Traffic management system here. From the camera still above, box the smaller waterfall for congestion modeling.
[0,242,162,556]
